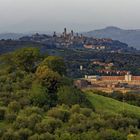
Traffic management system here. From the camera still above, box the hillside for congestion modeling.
[84,26,140,49]
[86,91,140,116]
[0,33,25,40]
[1,48,140,139]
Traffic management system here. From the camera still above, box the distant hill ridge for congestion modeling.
[1,27,140,50]
[0,33,25,40]
[84,26,140,49]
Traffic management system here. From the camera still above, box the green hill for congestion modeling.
[86,91,140,117]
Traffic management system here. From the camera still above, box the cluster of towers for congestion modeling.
[63,28,74,37]
[53,28,82,38]
[52,28,85,48]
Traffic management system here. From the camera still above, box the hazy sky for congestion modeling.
[0,0,140,33]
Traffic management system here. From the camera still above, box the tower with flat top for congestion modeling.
[64,28,67,37]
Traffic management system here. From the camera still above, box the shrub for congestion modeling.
[57,86,92,107]
[29,83,49,107]
[17,128,32,140]
[99,129,126,140]
[8,101,21,113]
[47,107,70,122]
[35,118,62,134]
[5,112,16,123]
[2,129,19,140]
[0,107,6,120]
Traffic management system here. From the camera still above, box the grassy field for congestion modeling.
[86,91,140,117]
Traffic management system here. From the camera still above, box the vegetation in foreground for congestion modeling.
[0,48,140,140]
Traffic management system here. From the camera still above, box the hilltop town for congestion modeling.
[19,28,135,52]
[0,28,137,56]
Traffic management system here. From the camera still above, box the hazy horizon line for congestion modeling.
[1,25,140,34]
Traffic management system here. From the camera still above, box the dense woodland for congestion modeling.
[1,40,140,77]
[0,48,140,139]
[44,48,140,77]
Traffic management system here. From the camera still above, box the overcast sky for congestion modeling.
[0,0,140,33]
